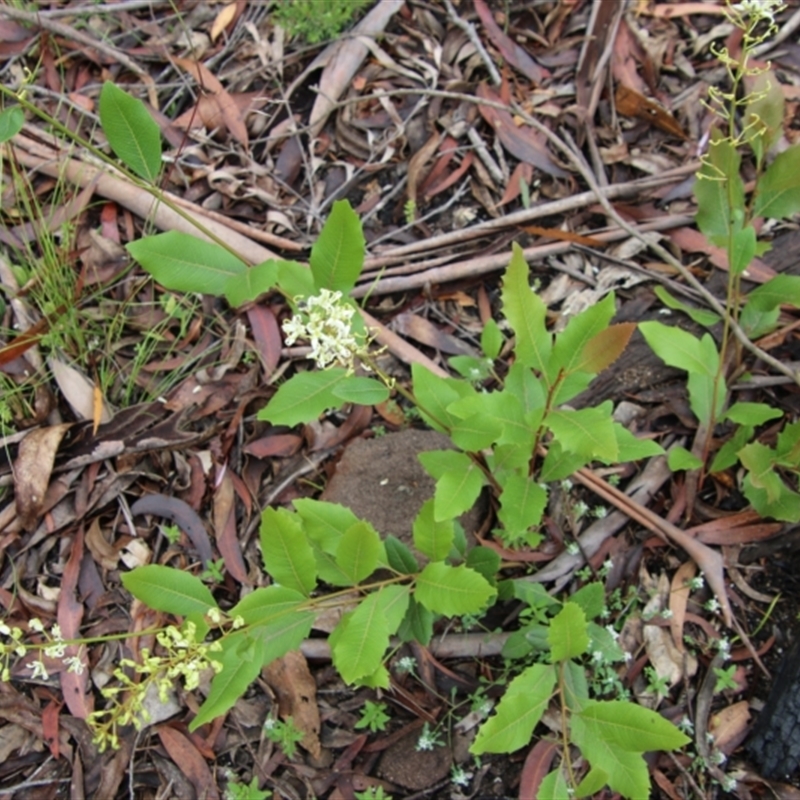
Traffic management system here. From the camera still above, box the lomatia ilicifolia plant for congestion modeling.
[640,0,800,519]
[6,3,796,793]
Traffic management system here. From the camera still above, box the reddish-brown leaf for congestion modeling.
[519,740,559,800]
[247,305,282,375]
[575,323,636,374]
[213,471,248,584]
[244,433,303,459]
[615,84,688,140]
[58,529,91,719]
[157,725,220,800]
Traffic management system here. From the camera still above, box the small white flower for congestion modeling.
[566,541,580,556]
[705,598,721,613]
[660,608,673,620]
[593,506,608,519]
[30,659,49,680]
[678,716,694,733]
[64,655,85,675]
[687,576,704,590]
[605,625,620,642]
[451,765,471,787]
[573,500,589,520]
[396,656,416,673]
[28,618,44,633]
[263,717,276,731]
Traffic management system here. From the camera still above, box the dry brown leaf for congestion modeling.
[393,313,477,356]
[709,700,750,754]
[14,423,72,531]
[262,651,321,759]
[85,517,120,571]
[48,357,112,425]
[210,1,238,41]
[157,726,220,800]
[615,84,688,140]
[213,471,248,584]
[669,560,696,654]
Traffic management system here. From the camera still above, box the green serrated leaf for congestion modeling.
[546,406,618,463]
[465,546,501,583]
[259,368,349,426]
[99,81,161,181]
[0,106,24,143]
[502,243,552,377]
[537,766,571,800]
[397,596,433,644]
[336,521,381,584]
[470,663,556,754]
[740,301,779,339]
[413,499,454,562]
[548,602,589,661]
[710,425,753,473]
[653,286,720,327]
[754,144,800,220]
[310,200,365,293]
[575,767,609,799]
[497,471,547,543]
[449,389,536,451]
[570,583,605,620]
[415,562,495,615]
[330,586,409,683]
[667,446,704,472]
[748,273,800,312]
[687,370,725,429]
[260,507,317,595]
[576,700,691,752]
[433,457,485,521]
[449,355,493,383]
[449,413,503,451]
[562,659,590,712]
[121,565,217,616]
[411,362,473,432]
[293,499,358,551]
[384,535,419,574]
[223,260,281,307]
[331,376,390,406]
[587,622,625,666]
[481,318,503,359]
[570,714,650,799]
[539,441,590,482]
[725,402,783,427]
[127,232,246,296]
[639,322,717,376]
[613,425,665,462]
[743,474,800,522]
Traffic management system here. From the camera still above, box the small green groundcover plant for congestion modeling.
[11,10,800,789]
[271,0,371,44]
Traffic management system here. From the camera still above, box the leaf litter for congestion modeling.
[2,1,800,797]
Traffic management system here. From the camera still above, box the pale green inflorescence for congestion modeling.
[282,288,368,371]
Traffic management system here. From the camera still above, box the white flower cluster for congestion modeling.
[282,289,366,371]
[730,0,785,26]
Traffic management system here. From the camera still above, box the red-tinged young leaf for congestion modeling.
[259,368,349,427]
[549,293,616,379]
[98,82,161,181]
[574,322,636,375]
[260,507,318,595]
[121,565,217,617]
[471,663,557,754]
[415,563,495,616]
[310,200,365,293]
[127,231,246,296]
